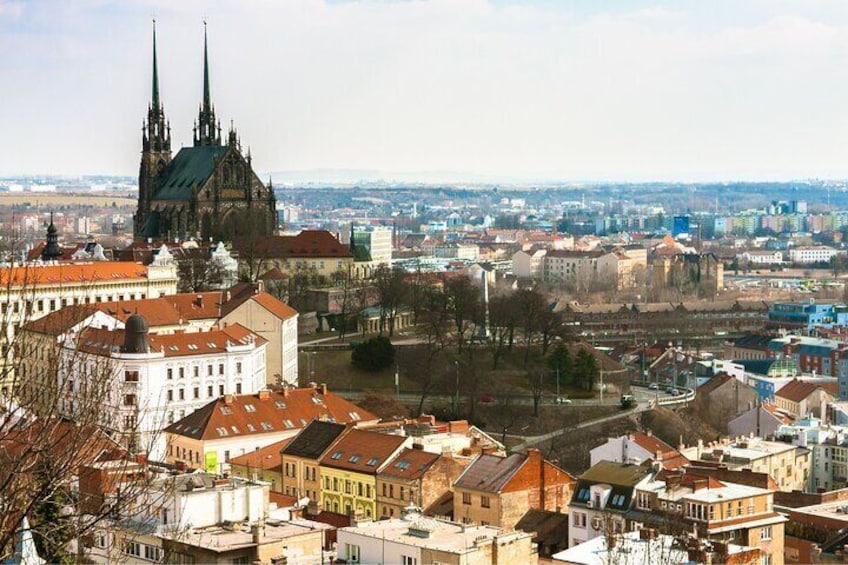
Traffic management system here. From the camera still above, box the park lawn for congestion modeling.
[298,348,421,392]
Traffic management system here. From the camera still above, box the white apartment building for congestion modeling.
[351,225,393,264]
[776,417,848,492]
[738,250,784,265]
[433,242,480,261]
[337,511,538,565]
[57,313,266,460]
[788,246,842,264]
[511,249,546,279]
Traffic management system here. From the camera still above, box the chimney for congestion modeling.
[251,522,264,545]
[195,294,203,307]
[527,448,545,509]
[224,394,234,405]
[318,383,328,395]
[256,280,264,293]
[283,387,290,398]
[258,389,270,401]
[418,414,437,426]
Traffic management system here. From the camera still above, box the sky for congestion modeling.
[3,0,848,182]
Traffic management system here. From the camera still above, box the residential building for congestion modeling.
[376,447,466,519]
[229,437,292,492]
[511,249,546,280]
[281,420,349,502]
[433,242,480,261]
[694,373,760,431]
[788,246,842,264]
[768,302,848,332]
[218,286,299,385]
[589,431,688,469]
[724,334,776,361]
[631,470,786,565]
[337,511,538,565]
[739,249,784,265]
[567,461,653,548]
[319,428,411,519]
[350,224,394,279]
[650,252,724,295]
[85,473,324,565]
[728,401,796,438]
[774,379,834,419]
[679,436,810,492]
[767,335,848,399]
[234,229,354,279]
[165,385,377,472]
[453,449,575,530]
[552,530,760,565]
[21,310,266,460]
[775,417,848,491]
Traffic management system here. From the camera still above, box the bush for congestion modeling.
[351,336,395,372]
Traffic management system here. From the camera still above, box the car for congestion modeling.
[554,396,572,405]
[620,394,635,409]
[666,387,679,395]
[648,383,659,390]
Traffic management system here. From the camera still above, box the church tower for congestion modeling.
[135,21,172,237]
[193,22,221,147]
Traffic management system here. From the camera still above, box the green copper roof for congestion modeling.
[154,146,228,200]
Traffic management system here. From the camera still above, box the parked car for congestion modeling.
[554,396,572,405]
[620,394,635,409]
[648,383,659,390]
[666,387,679,395]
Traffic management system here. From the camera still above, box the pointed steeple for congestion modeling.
[152,19,160,110]
[203,21,211,113]
[194,20,221,147]
[41,212,63,261]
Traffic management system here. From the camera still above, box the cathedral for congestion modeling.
[134,24,276,242]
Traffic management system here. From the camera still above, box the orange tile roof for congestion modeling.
[75,323,265,357]
[320,429,408,474]
[167,387,377,441]
[229,437,292,470]
[162,292,224,320]
[0,262,150,286]
[269,492,298,508]
[379,448,441,481]
[251,292,298,320]
[776,379,827,403]
[97,298,184,326]
[234,230,352,259]
[22,305,99,335]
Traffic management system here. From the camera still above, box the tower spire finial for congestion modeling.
[203,19,211,112]
[152,19,160,110]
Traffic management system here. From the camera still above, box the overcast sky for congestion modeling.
[3,0,848,181]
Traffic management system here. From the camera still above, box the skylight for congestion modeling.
[244,404,256,412]
[395,461,411,470]
[275,401,287,409]
[331,452,343,460]
[366,457,379,466]
[349,455,362,463]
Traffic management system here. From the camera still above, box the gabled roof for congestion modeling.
[453,453,528,493]
[578,460,652,487]
[221,289,298,321]
[233,230,352,259]
[319,429,408,474]
[698,373,734,396]
[379,448,441,481]
[776,379,830,403]
[166,387,375,441]
[154,145,230,200]
[229,437,293,470]
[0,262,150,287]
[282,420,348,460]
[22,305,99,336]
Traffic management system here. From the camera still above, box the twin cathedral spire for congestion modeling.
[143,20,236,153]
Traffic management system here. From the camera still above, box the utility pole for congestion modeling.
[395,364,400,401]
[454,360,460,413]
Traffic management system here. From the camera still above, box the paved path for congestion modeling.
[509,401,652,451]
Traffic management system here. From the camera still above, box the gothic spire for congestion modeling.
[194,20,220,147]
[152,19,160,110]
[203,20,211,113]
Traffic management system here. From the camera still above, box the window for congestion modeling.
[225,450,230,461]
[761,526,772,541]
[207,385,213,397]
[194,366,200,378]
[179,388,185,400]
[193,387,199,399]
[219,363,224,375]
[481,495,490,508]
[236,362,242,373]
[345,544,360,563]
[179,367,185,379]
[401,557,417,565]
[123,394,136,406]
[462,492,471,505]
[124,370,139,382]
[219,384,225,395]
[236,383,242,394]
[167,368,173,380]
[208,365,213,376]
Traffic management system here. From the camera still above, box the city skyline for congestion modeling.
[3,0,848,182]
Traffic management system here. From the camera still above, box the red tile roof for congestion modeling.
[22,305,99,335]
[0,262,150,286]
[250,292,298,320]
[269,492,298,508]
[454,453,528,493]
[166,387,377,441]
[75,323,265,357]
[319,429,408,474]
[776,379,829,403]
[379,448,441,481]
[229,437,292,470]
[234,230,352,259]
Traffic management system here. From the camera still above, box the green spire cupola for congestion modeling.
[194,21,221,147]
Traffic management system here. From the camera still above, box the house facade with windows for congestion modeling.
[376,447,466,519]
[319,429,411,519]
[280,420,350,503]
[453,449,575,530]
[567,461,654,548]
[165,384,376,472]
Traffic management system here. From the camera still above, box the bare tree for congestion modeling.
[488,293,518,369]
[176,248,227,293]
[373,265,409,337]
[444,276,483,354]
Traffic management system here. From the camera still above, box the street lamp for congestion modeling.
[454,360,460,413]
